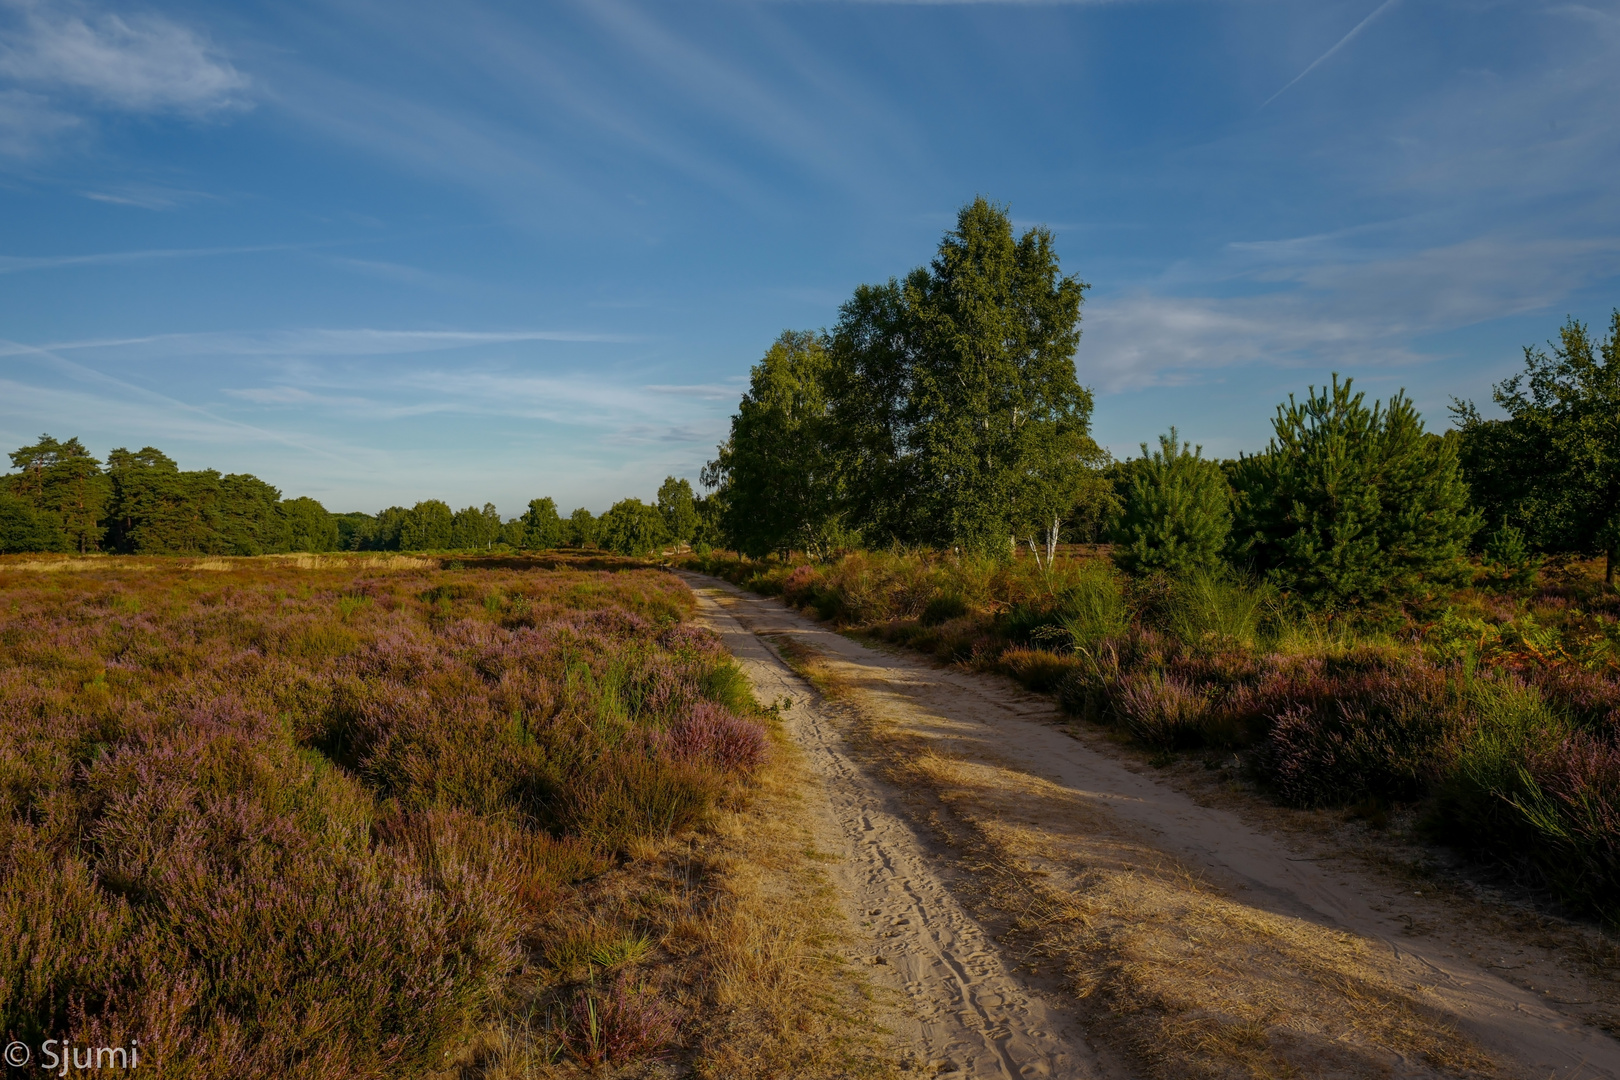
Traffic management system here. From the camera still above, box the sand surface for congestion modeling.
[678,571,1620,1080]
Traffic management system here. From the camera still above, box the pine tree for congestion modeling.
[106,448,227,554]
[4,435,107,552]
[1230,376,1478,608]
[1114,430,1231,577]
[219,473,285,555]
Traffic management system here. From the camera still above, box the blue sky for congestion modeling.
[1,0,1617,515]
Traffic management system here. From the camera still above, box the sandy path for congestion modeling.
[679,573,1104,1079]
[678,572,1620,1079]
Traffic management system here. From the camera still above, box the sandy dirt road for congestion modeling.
[677,572,1620,1080]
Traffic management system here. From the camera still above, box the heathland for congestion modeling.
[6,195,1620,1075]
[0,554,890,1079]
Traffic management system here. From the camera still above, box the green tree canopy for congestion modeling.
[1113,430,1232,578]
[828,197,1094,553]
[334,511,376,551]
[1231,376,1478,608]
[0,492,69,553]
[219,473,285,555]
[705,330,847,558]
[1452,312,1620,579]
[521,497,564,549]
[450,503,501,549]
[106,448,225,555]
[281,497,339,552]
[656,477,700,546]
[565,507,597,548]
[400,500,454,550]
[598,498,668,556]
[353,507,410,551]
[3,435,108,553]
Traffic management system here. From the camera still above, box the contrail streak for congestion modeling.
[1263,0,1403,108]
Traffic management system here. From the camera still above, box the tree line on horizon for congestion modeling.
[7,197,1618,602]
[0,435,705,559]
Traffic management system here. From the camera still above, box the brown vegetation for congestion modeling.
[0,553,889,1079]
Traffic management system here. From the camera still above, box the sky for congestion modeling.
[1,0,1617,516]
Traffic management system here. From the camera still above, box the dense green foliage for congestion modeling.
[4,435,107,552]
[1113,430,1231,578]
[599,498,670,556]
[1,438,344,556]
[566,507,598,548]
[704,331,845,557]
[1229,376,1478,608]
[656,476,700,545]
[0,437,701,558]
[1454,312,1620,579]
[706,198,1108,557]
[522,497,565,548]
[0,492,70,554]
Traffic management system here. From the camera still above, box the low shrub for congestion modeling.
[998,647,1081,692]
[1429,680,1620,911]
[920,592,969,626]
[1255,663,1463,808]
[0,558,768,1075]
[561,974,677,1067]
[1116,670,1207,749]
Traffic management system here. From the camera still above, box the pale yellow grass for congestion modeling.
[448,715,897,1080]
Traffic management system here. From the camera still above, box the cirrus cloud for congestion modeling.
[0,0,248,113]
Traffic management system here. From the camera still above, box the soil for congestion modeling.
[677,571,1620,1080]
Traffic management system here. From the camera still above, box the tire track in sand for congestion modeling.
[678,572,1104,1080]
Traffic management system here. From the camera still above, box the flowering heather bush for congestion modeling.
[560,974,678,1067]
[1254,663,1465,808]
[0,556,762,1076]
[1116,671,1207,749]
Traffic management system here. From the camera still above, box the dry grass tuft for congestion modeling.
[766,633,855,700]
[453,712,895,1080]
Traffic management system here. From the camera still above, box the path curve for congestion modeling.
[679,571,1620,1080]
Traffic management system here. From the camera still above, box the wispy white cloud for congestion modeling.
[0,0,248,114]
[0,338,355,461]
[1082,231,1620,393]
[0,86,76,156]
[324,256,457,289]
[79,183,219,209]
[644,382,744,400]
[0,243,298,274]
[2,326,640,357]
